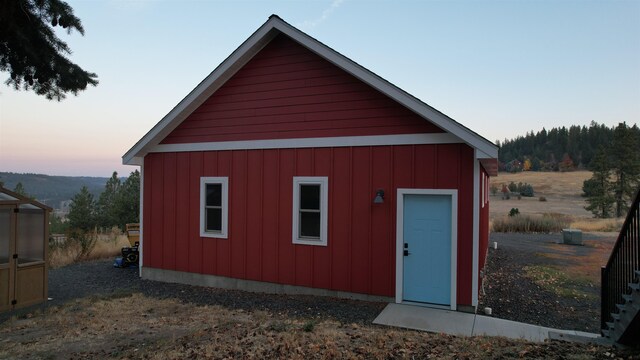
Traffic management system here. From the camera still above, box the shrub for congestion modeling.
[506,181,535,197]
[520,184,534,197]
[492,213,571,233]
[302,321,316,332]
[67,228,99,261]
[490,184,498,196]
[509,208,520,217]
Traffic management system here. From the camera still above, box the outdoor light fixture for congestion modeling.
[373,189,385,204]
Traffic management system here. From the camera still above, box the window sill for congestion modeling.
[201,232,228,239]
[293,238,327,246]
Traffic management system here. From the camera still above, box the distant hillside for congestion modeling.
[498,121,639,171]
[0,172,110,209]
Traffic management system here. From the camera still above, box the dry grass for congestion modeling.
[490,171,624,233]
[48,231,130,268]
[523,265,597,301]
[539,238,615,285]
[492,213,571,233]
[569,218,625,232]
[0,293,628,359]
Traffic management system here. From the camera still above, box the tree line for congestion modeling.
[66,171,140,232]
[498,121,640,172]
[582,123,640,218]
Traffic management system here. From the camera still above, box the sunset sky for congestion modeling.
[1,0,638,177]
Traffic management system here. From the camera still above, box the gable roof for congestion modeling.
[123,15,498,171]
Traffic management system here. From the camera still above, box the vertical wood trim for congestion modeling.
[367,146,373,294]
[259,149,264,281]
[173,155,178,270]
[228,151,233,275]
[244,150,249,277]
[200,153,206,273]
[139,162,144,274]
[389,146,395,295]
[348,147,353,290]
[328,147,334,289]
[292,150,297,281]
[275,149,280,283]
[472,151,480,307]
[43,209,49,303]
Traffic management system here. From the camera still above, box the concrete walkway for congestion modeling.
[373,303,602,343]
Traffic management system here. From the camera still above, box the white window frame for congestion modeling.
[200,177,229,239]
[292,176,328,246]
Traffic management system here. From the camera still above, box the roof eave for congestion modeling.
[122,15,498,164]
[122,18,283,165]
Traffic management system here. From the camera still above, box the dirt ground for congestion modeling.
[1,293,637,359]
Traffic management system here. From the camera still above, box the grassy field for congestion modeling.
[0,293,629,359]
[490,171,624,232]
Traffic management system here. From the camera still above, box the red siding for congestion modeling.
[161,35,443,145]
[478,166,491,290]
[143,143,476,305]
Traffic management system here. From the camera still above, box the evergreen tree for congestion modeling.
[609,122,640,217]
[0,0,98,100]
[96,172,121,228]
[49,212,69,234]
[13,182,28,196]
[68,186,96,231]
[584,146,615,218]
[114,170,140,229]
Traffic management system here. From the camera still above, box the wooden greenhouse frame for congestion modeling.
[0,186,51,312]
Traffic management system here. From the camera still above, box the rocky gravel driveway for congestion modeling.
[479,232,615,334]
[43,259,386,325]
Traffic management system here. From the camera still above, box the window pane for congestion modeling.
[300,184,320,210]
[16,209,44,263]
[206,208,222,232]
[300,212,320,238]
[206,184,222,207]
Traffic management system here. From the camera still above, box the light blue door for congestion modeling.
[403,194,452,305]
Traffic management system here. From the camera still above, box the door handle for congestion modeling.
[403,249,410,256]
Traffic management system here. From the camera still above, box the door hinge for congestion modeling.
[12,254,18,259]
[13,208,19,213]
[11,300,17,305]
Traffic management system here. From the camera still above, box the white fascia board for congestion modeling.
[271,20,498,158]
[122,16,498,164]
[122,20,281,165]
[476,147,498,159]
[150,133,460,153]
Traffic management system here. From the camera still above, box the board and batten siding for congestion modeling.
[160,34,443,145]
[143,143,475,305]
[478,166,491,288]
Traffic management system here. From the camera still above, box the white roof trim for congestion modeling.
[123,15,498,165]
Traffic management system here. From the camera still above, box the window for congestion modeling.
[292,177,328,246]
[200,177,228,238]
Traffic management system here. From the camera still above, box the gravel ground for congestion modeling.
[39,259,385,325]
[3,232,606,333]
[478,232,605,333]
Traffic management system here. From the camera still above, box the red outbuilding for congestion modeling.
[123,15,498,312]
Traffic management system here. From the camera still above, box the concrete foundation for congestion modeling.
[141,267,394,303]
